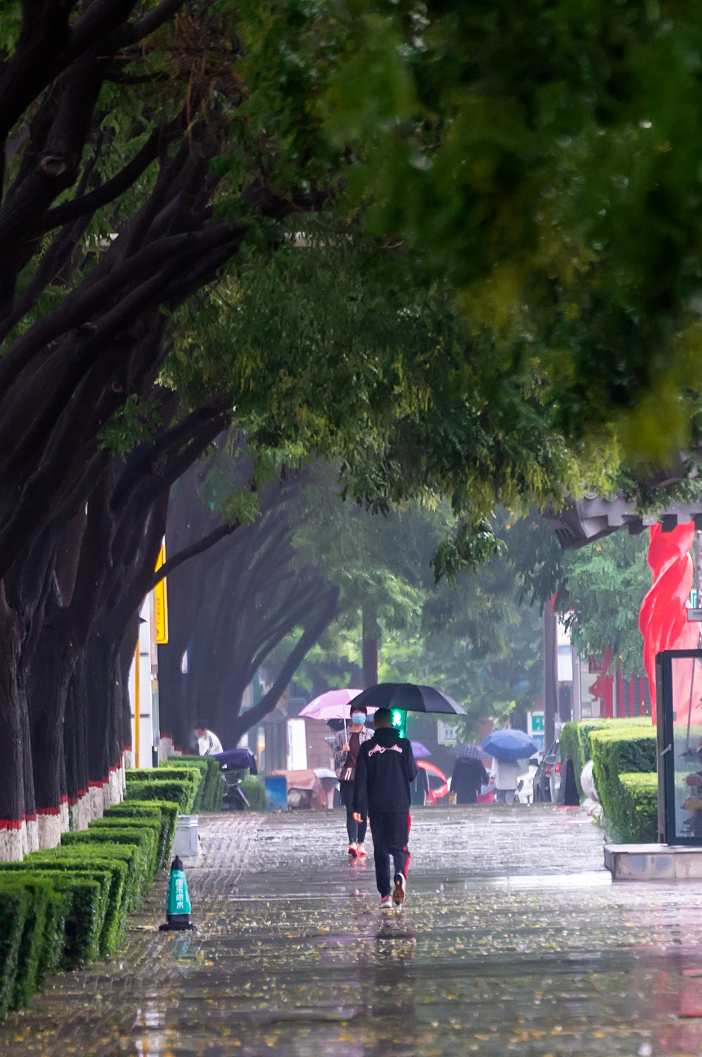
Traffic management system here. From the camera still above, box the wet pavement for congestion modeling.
[5,805,702,1055]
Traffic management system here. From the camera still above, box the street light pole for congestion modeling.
[543,597,558,749]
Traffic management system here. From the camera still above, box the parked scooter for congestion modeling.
[214,748,258,811]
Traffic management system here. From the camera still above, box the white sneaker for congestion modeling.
[379,896,393,909]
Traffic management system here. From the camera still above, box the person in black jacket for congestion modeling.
[450,755,489,805]
[352,708,417,908]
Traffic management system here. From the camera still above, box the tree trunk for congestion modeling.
[82,631,116,819]
[27,606,75,847]
[0,583,33,860]
[65,663,90,831]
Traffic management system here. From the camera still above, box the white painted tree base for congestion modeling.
[0,824,26,861]
[159,737,174,761]
[60,800,69,833]
[108,768,122,805]
[69,793,91,832]
[26,817,38,853]
[37,813,62,849]
[89,785,105,820]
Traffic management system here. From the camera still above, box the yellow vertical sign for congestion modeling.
[154,540,168,644]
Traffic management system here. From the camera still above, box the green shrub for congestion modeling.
[60,831,152,906]
[0,876,51,1009]
[15,854,128,955]
[618,773,659,843]
[39,890,68,988]
[240,775,266,811]
[47,876,105,969]
[49,843,142,912]
[559,717,652,798]
[0,873,104,974]
[590,727,658,841]
[0,886,30,1021]
[127,767,201,811]
[105,800,179,869]
[89,817,161,878]
[165,757,223,812]
[0,868,110,970]
[125,779,195,814]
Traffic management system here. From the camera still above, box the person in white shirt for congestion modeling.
[493,757,520,804]
[193,721,223,756]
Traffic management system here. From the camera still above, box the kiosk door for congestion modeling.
[657,649,702,844]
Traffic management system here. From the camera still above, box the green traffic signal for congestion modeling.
[390,709,406,738]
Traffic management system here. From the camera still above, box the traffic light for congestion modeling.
[390,709,407,738]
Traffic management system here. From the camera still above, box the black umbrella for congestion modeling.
[351,683,466,715]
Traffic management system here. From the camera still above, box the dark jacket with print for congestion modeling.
[352,727,418,816]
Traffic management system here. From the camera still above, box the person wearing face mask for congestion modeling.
[333,703,373,858]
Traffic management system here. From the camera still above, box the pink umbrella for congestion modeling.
[300,688,375,722]
[300,689,377,742]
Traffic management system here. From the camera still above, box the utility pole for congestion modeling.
[543,597,558,749]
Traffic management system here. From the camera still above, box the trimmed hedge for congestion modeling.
[125,779,195,814]
[0,876,52,1009]
[105,800,178,870]
[590,726,658,841]
[3,855,129,954]
[618,773,659,843]
[0,774,183,1019]
[559,717,651,799]
[89,817,161,878]
[0,873,104,973]
[165,756,224,812]
[0,887,30,1020]
[127,767,201,813]
[49,843,142,912]
[240,775,266,811]
[60,829,155,906]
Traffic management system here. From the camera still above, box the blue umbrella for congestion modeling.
[411,741,431,758]
[481,729,538,763]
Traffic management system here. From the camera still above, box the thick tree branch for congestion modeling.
[118,0,188,46]
[148,520,242,590]
[37,117,184,234]
[233,587,340,735]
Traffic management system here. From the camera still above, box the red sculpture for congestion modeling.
[639,522,699,723]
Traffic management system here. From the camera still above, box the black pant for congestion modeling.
[340,781,367,844]
[369,811,411,898]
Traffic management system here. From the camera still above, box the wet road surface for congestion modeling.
[5,805,702,1055]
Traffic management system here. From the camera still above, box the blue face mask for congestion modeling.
[351,713,365,726]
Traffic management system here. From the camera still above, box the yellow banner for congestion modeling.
[154,541,168,644]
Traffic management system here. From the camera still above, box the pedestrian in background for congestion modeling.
[333,704,372,858]
[451,755,489,805]
[353,708,417,908]
[493,757,520,804]
[193,721,223,756]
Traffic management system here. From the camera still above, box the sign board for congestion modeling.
[528,711,545,735]
[437,721,458,745]
[688,609,702,622]
[154,541,168,644]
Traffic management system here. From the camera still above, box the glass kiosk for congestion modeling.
[657,649,702,844]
